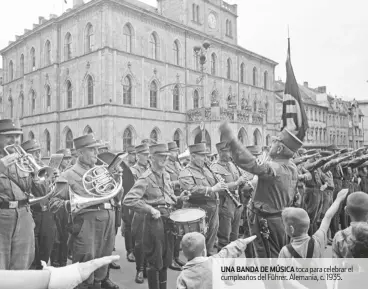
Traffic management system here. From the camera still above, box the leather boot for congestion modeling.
[127,251,135,262]
[135,270,144,284]
[109,262,121,270]
[147,267,160,289]
[101,269,119,289]
[159,268,168,289]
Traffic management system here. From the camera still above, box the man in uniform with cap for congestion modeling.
[219,122,301,258]
[50,149,72,267]
[0,119,44,270]
[123,143,189,289]
[49,134,119,289]
[179,142,227,256]
[128,144,150,283]
[166,141,185,271]
[21,139,57,270]
[125,145,137,168]
[211,141,248,250]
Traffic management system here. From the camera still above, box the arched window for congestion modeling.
[193,90,199,109]
[174,130,181,149]
[31,90,36,112]
[28,131,35,140]
[226,58,232,80]
[85,23,94,53]
[173,84,179,111]
[238,128,248,145]
[253,67,257,86]
[87,75,93,105]
[65,129,73,149]
[211,53,217,75]
[44,130,51,156]
[196,5,200,22]
[66,80,72,109]
[123,76,132,105]
[20,93,24,117]
[123,127,133,150]
[9,60,13,81]
[253,99,257,112]
[228,21,232,36]
[253,129,261,146]
[264,71,268,89]
[20,54,24,76]
[65,32,72,60]
[173,40,180,65]
[123,24,132,53]
[192,4,196,21]
[150,129,158,142]
[150,33,158,60]
[30,47,36,71]
[150,81,158,108]
[45,40,51,66]
[226,20,229,35]
[84,126,93,135]
[193,48,199,70]
[46,85,51,108]
[240,63,245,83]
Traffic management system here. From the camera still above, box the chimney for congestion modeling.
[49,14,57,19]
[73,0,84,8]
[317,86,326,93]
[39,16,46,24]
[303,81,308,87]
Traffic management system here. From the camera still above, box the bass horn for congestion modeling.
[69,152,126,214]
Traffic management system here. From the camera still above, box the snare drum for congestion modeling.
[169,208,207,237]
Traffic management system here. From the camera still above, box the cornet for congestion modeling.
[4,144,54,183]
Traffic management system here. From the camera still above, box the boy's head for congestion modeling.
[181,232,206,261]
[282,207,310,237]
[346,192,368,222]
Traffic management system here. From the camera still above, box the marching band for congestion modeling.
[1,117,368,289]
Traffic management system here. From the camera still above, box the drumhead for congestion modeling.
[169,208,206,222]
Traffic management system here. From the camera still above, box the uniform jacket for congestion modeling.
[179,162,217,204]
[123,169,177,214]
[166,157,182,192]
[211,160,240,199]
[130,162,148,182]
[49,159,123,215]
[228,139,298,213]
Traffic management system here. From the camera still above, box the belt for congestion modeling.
[87,203,115,211]
[0,199,29,209]
[152,204,172,209]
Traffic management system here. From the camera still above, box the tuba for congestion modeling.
[69,152,125,214]
[4,144,54,183]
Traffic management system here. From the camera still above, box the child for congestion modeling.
[176,232,256,289]
[332,191,368,258]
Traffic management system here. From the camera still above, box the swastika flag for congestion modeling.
[281,38,309,141]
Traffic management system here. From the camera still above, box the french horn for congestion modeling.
[69,152,125,214]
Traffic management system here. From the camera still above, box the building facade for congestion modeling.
[0,0,279,156]
[358,100,368,147]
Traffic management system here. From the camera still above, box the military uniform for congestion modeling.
[211,141,243,250]
[124,143,179,289]
[179,143,219,256]
[223,128,301,258]
[49,134,118,288]
[0,120,41,270]
[129,144,150,283]
[330,162,344,238]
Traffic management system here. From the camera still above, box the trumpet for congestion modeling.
[4,144,54,183]
[69,152,125,214]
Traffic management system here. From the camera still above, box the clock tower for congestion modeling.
[157,0,238,44]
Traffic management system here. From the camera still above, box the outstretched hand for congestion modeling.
[218,121,235,143]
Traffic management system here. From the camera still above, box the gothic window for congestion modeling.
[20,54,24,76]
[20,93,24,117]
[85,23,94,53]
[253,67,257,86]
[240,63,245,83]
[123,127,133,150]
[65,32,72,60]
[45,40,51,66]
[46,85,51,108]
[193,48,200,70]
[29,131,35,140]
[30,47,36,71]
[66,80,72,109]
[173,85,179,111]
[9,98,13,119]
[173,40,180,65]
[193,90,199,109]
[150,129,158,142]
[264,71,268,89]
[44,130,51,156]
[211,53,217,75]
[150,33,159,60]
[123,76,132,105]
[226,58,232,80]
[123,24,132,53]
[150,81,158,108]
[65,129,73,149]
[31,90,36,112]
[87,75,93,105]
[174,130,180,149]
[9,60,13,81]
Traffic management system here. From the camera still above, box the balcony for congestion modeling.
[186,107,264,125]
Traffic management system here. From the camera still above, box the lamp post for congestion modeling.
[194,41,211,142]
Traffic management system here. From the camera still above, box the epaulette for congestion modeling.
[179,167,193,178]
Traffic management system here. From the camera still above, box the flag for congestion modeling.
[281,38,309,141]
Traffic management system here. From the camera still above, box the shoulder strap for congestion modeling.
[306,237,315,258]
[286,244,303,258]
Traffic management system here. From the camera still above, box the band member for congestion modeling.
[211,141,247,250]
[130,143,150,283]
[166,142,185,270]
[179,143,227,256]
[50,149,72,267]
[69,148,78,167]
[0,119,42,270]
[21,139,57,270]
[98,143,109,154]
[49,134,119,289]
[123,143,189,289]
[125,145,137,168]
[219,122,302,258]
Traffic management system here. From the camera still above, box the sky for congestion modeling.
[1,0,367,100]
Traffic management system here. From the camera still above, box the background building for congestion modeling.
[358,100,368,147]
[0,0,279,156]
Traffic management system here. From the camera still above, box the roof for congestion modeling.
[274,81,319,106]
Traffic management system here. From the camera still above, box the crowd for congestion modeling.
[0,118,368,289]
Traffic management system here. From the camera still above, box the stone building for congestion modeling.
[358,100,368,147]
[0,0,278,156]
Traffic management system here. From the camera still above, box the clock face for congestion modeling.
[208,13,217,29]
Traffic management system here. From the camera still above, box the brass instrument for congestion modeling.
[4,144,54,183]
[69,152,125,214]
[208,163,242,209]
